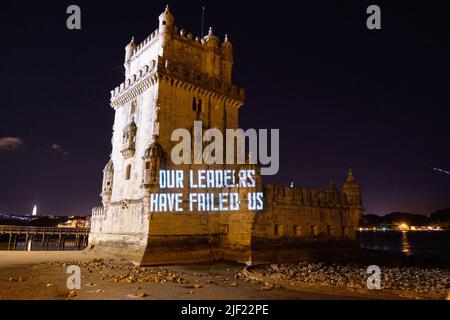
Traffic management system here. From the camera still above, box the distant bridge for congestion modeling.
[0,225,90,251]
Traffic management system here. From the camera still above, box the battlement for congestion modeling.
[110,56,244,108]
[131,25,223,63]
[133,29,160,57]
[264,184,351,208]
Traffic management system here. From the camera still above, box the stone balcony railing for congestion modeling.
[121,140,136,159]
[91,206,105,218]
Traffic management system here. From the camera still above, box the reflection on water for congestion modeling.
[401,231,411,255]
[357,230,450,262]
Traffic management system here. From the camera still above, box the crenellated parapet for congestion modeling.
[157,58,244,101]
[110,56,244,109]
[133,30,160,57]
[263,184,350,209]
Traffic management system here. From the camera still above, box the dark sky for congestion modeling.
[0,0,449,216]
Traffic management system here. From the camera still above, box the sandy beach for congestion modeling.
[0,251,447,300]
[0,251,347,300]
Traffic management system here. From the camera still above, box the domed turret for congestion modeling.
[142,142,165,188]
[101,159,114,206]
[159,5,174,45]
[221,34,233,60]
[124,37,137,63]
[343,169,361,206]
[203,27,220,49]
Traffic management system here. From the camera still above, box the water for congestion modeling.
[0,234,87,251]
[357,230,450,263]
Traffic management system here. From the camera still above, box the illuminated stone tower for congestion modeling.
[89,6,246,264]
[90,6,362,266]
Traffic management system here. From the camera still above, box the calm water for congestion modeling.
[357,230,450,263]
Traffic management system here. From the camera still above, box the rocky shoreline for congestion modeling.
[242,261,450,299]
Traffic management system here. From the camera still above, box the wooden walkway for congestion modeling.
[0,225,90,251]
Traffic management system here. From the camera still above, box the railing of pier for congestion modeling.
[0,225,90,235]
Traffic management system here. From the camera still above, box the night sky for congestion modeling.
[1,0,449,216]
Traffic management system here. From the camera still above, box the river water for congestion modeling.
[357,230,450,263]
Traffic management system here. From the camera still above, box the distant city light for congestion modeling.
[32,205,37,217]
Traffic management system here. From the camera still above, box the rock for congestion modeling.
[194,283,202,289]
[68,290,77,298]
[135,291,148,298]
[96,289,104,293]
[230,282,238,287]
[8,277,16,282]
[46,283,54,287]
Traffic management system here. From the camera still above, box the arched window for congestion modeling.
[192,97,202,113]
[125,164,132,180]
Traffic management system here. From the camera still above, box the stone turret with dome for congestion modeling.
[343,169,362,206]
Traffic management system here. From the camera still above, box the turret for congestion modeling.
[101,159,114,207]
[203,27,220,49]
[343,169,361,206]
[221,34,233,60]
[124,37,137,63]
[142,142,165,215]
[141,142,165,189]
[159,5,174,45]
[220,34,233,83]
[124,37,137,75]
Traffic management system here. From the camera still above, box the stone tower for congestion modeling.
[89,6,246,264]
[90,6,362,266]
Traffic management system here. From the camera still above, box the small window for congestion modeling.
[192,97,202,113]
[145,162,150,170]
[274,224,279,237]
[125,164,131,180]
[293,225,300,236]
[327,225,333,235]
[162,20,167,25]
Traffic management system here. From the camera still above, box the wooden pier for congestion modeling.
[0,225,90,251]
